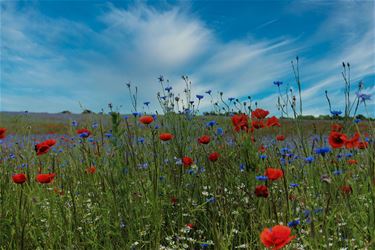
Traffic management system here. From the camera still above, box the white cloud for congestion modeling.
[0,1,373,116]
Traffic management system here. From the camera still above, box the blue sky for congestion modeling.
[1,0,374,116]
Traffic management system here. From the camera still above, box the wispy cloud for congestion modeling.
[1,1,373,116]
[255,18,279,30]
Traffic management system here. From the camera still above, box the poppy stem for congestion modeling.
[270,184,279,222]
[282,171,290,224]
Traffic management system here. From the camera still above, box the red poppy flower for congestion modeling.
[276,135,285,141]
[86,166,96,174]
[35,143,51,156]
[258,145,266,153]
[76,128,91,138]
[12,173,27,184]
[266,116,281,127]
[182,156,193,167]
[159,133,173,141]
[139,116,154,125]
[357,141,368,149]
[186,223,194,229]
[171,196,177,205]
[340,185,353,195]
[0,128,6,139]
[208,152,220,162]
[331,123,343,132]
[347,159,357,165]
[265,168,283,181]
[231,114,249,132]
[255,185,269,198]
[44,139,57,147]
[345,133,360,149]
[260,225,296,250]
[36,173,56,184]
[198,135,210,144]
[328,131,347,149]
[252,120,265,129]
[251,108,269,119]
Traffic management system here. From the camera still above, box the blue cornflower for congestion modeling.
[190,101,194,104]
[260,155,267,160]
[152,114,158,120]
[92,122,98,129]
[201,243,209,248]
[187,169,195,175]
[138,137,145,143]
[105,133,112,138]
[315,147,330,155]
[205,90,212,95]
[165,86,172,92]
[345,153,353,158]
[216,127,224,136]
[273,81,283,87]
[280,147,291,154]
[206,197,215,203]
[206,120,216,127]
[331,110,342,116]
[132,112,139,117]
[354,118,361,124]
[256,176,268,181]
[356,92,371,102]
[333,169,343,175]
[79,132,90,138]
[240,163,245,172]
[303,209,311,217]
[287,219,300,227]
[160,96,167,100]
[71,120,78,127]
[143,101,150,106]
[88,137,94,143]
[123,115,129,120]
[290,183,299,188]
[228,97,235,102]
[305,156,314,163]
[196,95,204,100]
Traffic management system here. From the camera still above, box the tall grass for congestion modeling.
[0,61,374,249]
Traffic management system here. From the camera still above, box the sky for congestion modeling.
[1,0,374,116]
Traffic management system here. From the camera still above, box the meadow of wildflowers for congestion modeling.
[0,61,374,249]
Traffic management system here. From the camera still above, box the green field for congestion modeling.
[0,110,374,249]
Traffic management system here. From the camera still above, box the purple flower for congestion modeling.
[356,92,371,102]
[330,110,342,116]
[273,81,283,87]
[196,95,204,100]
